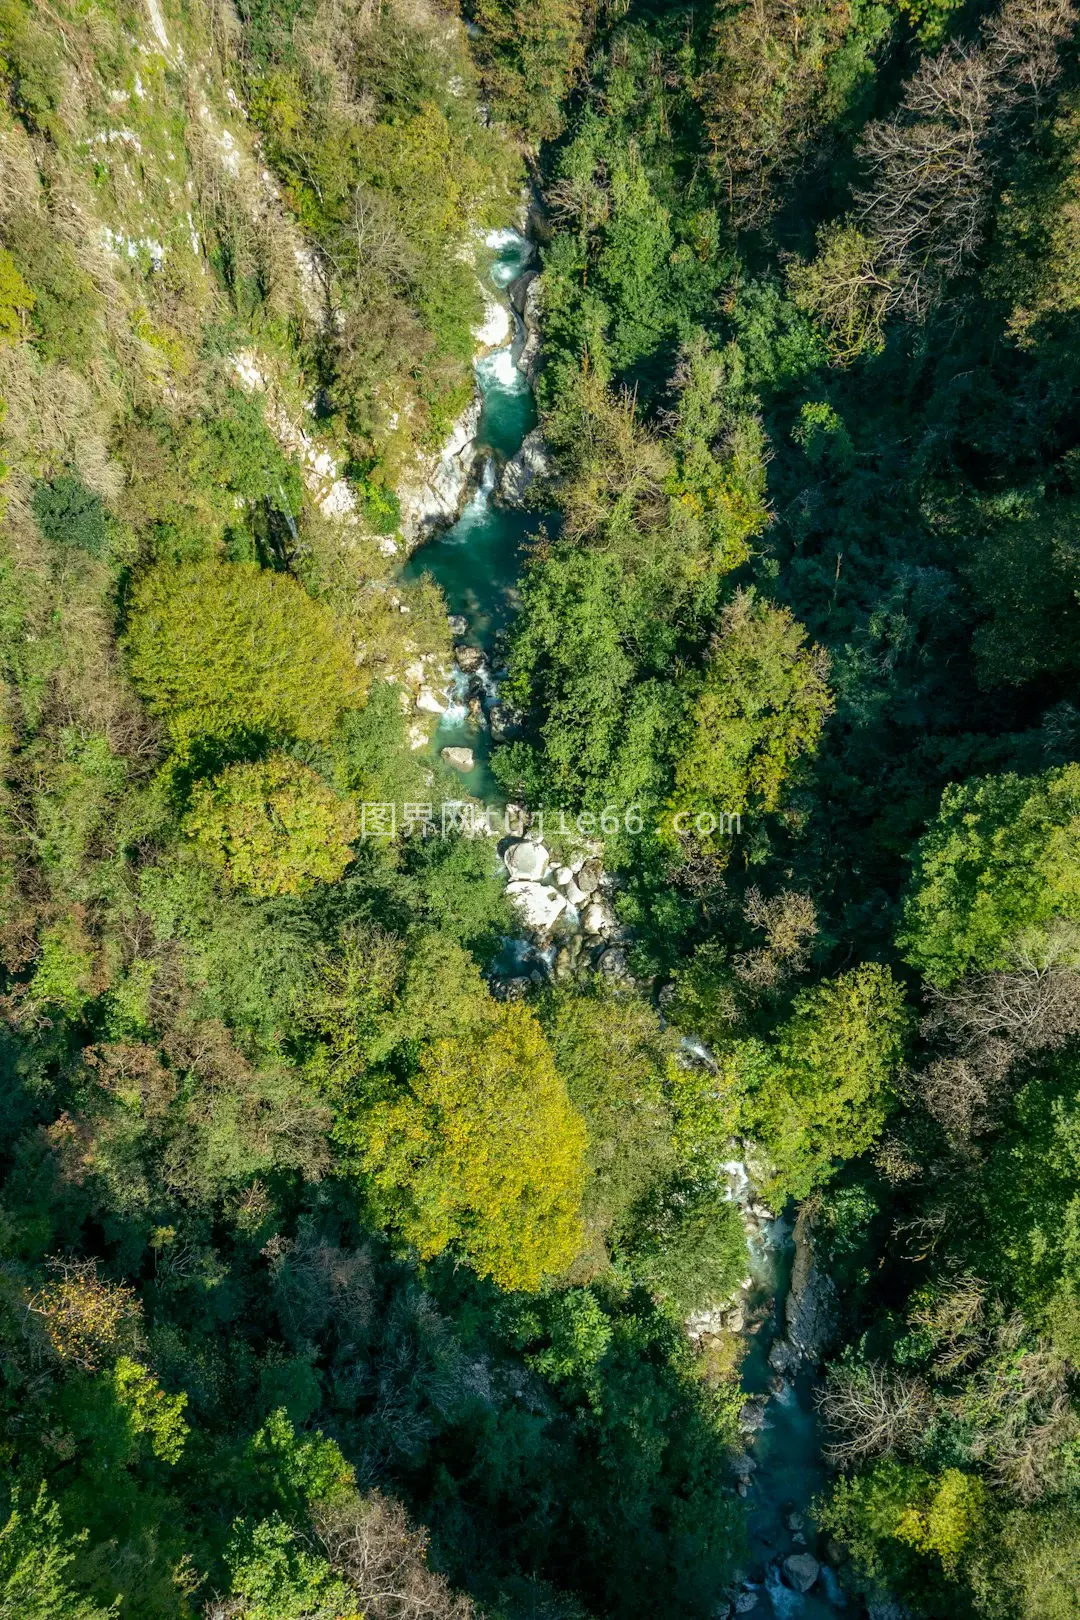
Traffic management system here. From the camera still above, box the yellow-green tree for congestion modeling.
[185,756,358,897]
[360,1000,587,1291]
[124,560,363,756]
[741,963,908,1200]
[672,589,832,835]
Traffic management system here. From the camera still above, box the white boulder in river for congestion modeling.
[501,427,554,505]
[441,746,474,772]
[503,839,549,881]
[506,880,566,932]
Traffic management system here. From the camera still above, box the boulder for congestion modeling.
[488,703,524,742]
[597,947,630,980]
[505,880,566,932]
[454,644,486,674]
[784,1203,839,1365]
[564,879,588,907]
[782,1553,820,1595]
[416,687,448,715]
[576,857,602,895]
[440,746,474,772]
[446,614,468,635]
[503,801,529,836]
[504,839,549,881]
[500,426,554,506]
[582,899,615,935]
[553,865,574,888]
[734,1593,759,1614]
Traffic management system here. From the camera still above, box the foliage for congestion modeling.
[357,999,587,1291]
[31,474,109,558]
[671,588,833,830]
[124,560,364,758]
[471,0,588,142]
[742,964,908,1201]
[0,1488,117,1620]
[185,756,358,897]
[900,766,1080,986]
[0,244,34,345]
[627,1183,747,1317]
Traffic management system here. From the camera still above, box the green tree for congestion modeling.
[743,964,907,1200]
[628,1183,747,1317]
[672,589,832,833]
[185,756,358,897]
[899,765,1080,986]
[124,560,364,757]
[357,999,587,1290]
[0,1488,117,1619]
[222,1517,350,1620]
[471,0,587,142]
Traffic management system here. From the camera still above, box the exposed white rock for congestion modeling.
[581,900,615,935]
[397,395,481,547]
[416,687,448,716]
[441,746,475,772]
[564,878,588,907]
[553,866,574,888]
[500,426,554,506]
[472,292,511,351]
[506,881,567,932]
[517,274,543,382]
[503,840,549,881]
[145,0,172,55]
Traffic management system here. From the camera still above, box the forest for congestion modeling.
[1,0,1080,1616]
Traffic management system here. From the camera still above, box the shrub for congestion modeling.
[31,473,109,557]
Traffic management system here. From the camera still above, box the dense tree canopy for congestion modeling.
[5,0,1080,1616]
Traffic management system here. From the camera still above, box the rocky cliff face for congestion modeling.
[397,396,483,548]
[769,1202,838,1375]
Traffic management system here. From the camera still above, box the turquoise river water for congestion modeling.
[399,230,851,1620]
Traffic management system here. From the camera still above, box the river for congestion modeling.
[398,229,850,1620]
[401,228,541,806]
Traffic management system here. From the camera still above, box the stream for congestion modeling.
[401,228,542,806]
[398,229,851,1620]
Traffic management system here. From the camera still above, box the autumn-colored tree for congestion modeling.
[185,756,358,897]
[28,1259,139,1372]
